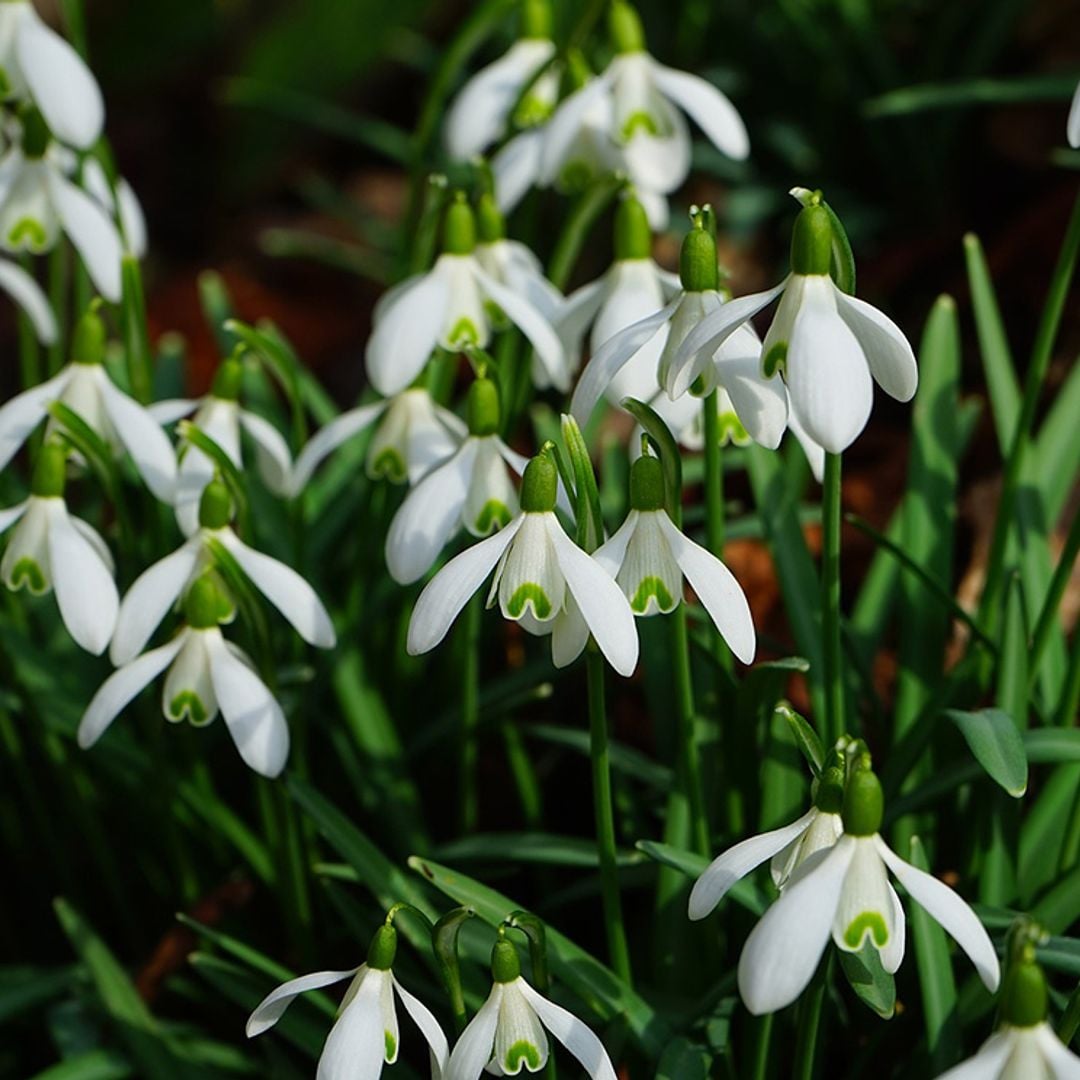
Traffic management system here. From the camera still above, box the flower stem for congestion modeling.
[671,605,709,855]
[702,392,731,672]
[821,451,845,747]
[460,592,481,833]
[47,244,68,376]
[586,648,633,986]
[793,959,829,1080]
[17,253,41,391]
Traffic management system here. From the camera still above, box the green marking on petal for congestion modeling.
[513,93,553,129]
[558,160,594,193]
[629,575,675,614]
[504,1040,542,1073]
[621,109,660,140]
[763,341,787,378]
[169,692,208,726]
[474,500,511,535]
[368,448,407,484]
[384,1031,396,1062]
[9,557,47,595]
[507,583,552,620]
[447,317,480,348]
[9,218,47,250]
[718,411,750,447]
[844,911,888,950]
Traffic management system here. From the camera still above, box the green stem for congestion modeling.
[501,719,542,828]
[1027,508,1079,692]
[460,593,481,833]
[750,1012,774,1080]
[1059,981,1080,1046]
[586,648,632,986]
[792,960,828,1080]
[17,253,41,391]
[702,392,731,671]
[46,244,69,375]
[821,452,845,746]
[671,605,708,855]
[1055,622,1080,729]
[120,254,153,403]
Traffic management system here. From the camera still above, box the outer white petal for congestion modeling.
[365,270,449,396]
[447,985,504,1080]
[78,633,188,748]
[621,107,692,194]
[95,370,178,502]
[246,968,360,1038]
[570,297,680,424]
[539,76,613,186]
[834,288,918,402]
[874,835,1000,993]
[550,595,591,669]
[393,975,450,1078]
[493,129,544,214]
[637,189,670,231]
[407,517,523,655]
[47,170,122,302]
[688,809,816,920]
[219,532,336,648]
[881,883,906,974]
[738,837,857,1015]
[1069,81,1080,149]
[651,62,750,160]
[317,969,386,1080]
[46,501,118,655]
[935,1031,1016,1080]
[517,981,616,1080]
[117,179,148,258]
[16,6,104,149]
[110,538,201,665]
[771,810,843,890]
[206,630,290,778]
[657,512,755,664]
[786,402,825,483]
[713,332,787,450]
[289,402,386,495]
[591,512,638,578]
[0,367,72,472]
[238,409,292,496]
[148,398,198,425]
[1034,1022,1080,1078]
[0,257,57,344]
[546,517,638,677]
[0,499,29,536]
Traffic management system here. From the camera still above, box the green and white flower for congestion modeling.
[247,925,449,1080]
[447,940,616,1080]
[82,156,147,258]
[78,574,290,778]
[407,454,638,677]
[0,441,117,654]
[737,769,999,1015]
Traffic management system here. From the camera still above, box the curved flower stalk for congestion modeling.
[0,254,56,343]
[407,454,638,677]
[0,308,176,501]
[0,0,104,149]
[82,157,148,258]
[737,768,1000,1015]
[111,478,335,665]
[247,923,448,1080]
[386,378,527,585]
[540,0,748,217]
[0,441,117,654]
[78,573,290,778]
[366,194,567,396]
[677,191,918,455]
[448,939,616,1080]
[150,356,292,535]
[290,387,465,497]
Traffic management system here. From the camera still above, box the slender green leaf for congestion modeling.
[947,708,1028,797]
[29,1050,133,1080]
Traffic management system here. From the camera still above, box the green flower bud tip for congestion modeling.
[842,768,884,837]
[20,107,50,159]
[476,193,505,244]
[521,0,552,39]
[491,939,522,984]
[198,478,233,530]
[614,195,651,261]
[679,221,719,293]
[629,454,664,512]
[466,377,501,437]
[443,193,477,256]
[520,454,557,513]
[31,442,67,498]
[211,357,244,401]
[184,575,227,630]
[1000,959,1048,1028]
[814,765,845,814]
[72,308,107,366]
[366,924,398,971]
[609,0,645,53]
[790,203,833,277]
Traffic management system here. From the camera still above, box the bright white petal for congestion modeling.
[550,595,591,669]
[116,179,148,258]
[832,837,895,956]
[463,438,518,537]
[393,975,450,1078]
[317,969,386,1080]
[637,189,670,231]
[688,810,816,920]
[935,1032,1016,1080]
[657,512,755,663]
[1069,81,1080,148]
[0,367,72,472]
[47,171,122,302]
[881,882,906,974]
[539,76,613,186]
[365,270,449,396]
[0,257,57,344]
[591,512,637,578]
[738,837,856,1015]
[246,968,360,1038]
[517,981,616,1080]
[714,333,788,450]
[493,129,544,214]
[238,409,293,496]
[652,63,750,160]
[1034,1022,1080,1078]
[289,402,385,495]
[446,985,503,1080]
[621,108,692,194]
[0,499,28,536]
[493,980,549,1074]
[786,402,825,483]
[148,398,198,425]
[875,835,1000,993]
[497,514,565,624]
[834,288,918,403]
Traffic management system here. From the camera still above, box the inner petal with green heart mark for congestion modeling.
[833,837,895,955]
[763,340,787,378]
[621,109,661,140]
[474,500,511,535]
[493,982,549,1075]
[503,1039,542,1073]
[496,514,564,624]
[367,447,407,483]
[163,634,219,728]
[8,557,48,594]
[506,582,552,620]
[446,316,481,348]
[843,911,889,949]
[168,691,208,726]
[464,439,520,539]
[617,512,682,617]
[9,217,47,249]
[718,409,750,447]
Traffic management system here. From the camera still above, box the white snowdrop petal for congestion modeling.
[874,835,1000,992]
[164,631,217,726]
[117,179,148,258]
[557,278,608,361]
[317,970,387,1080]
[616,510,682,616]
[714,335,788,450]
[290,402,386,496]
[771,810,843,890]
[834,288,918,403]
[621,108,692,194]
[786,402,826,483]
[591,512,638,578]
[636,189,670,232]
[498,514,564,625]
[246,968,360,1038]
[935,1031,1016,1080]
[1069,82,1080,149]
[463,438,518,538]
[2,497,51,593]
[376,971,400,1064]
[517,981,617,1080]
[493,980,549,1074]
[493,129,544,215]
[365,269,449,396]
[0,257,57,344]
[0,499,29,537]
[0,367,72,473]
[540,76,613,186]
[1034,1021,1080,1078]
[47,171,123,302]
[880,883,906,974]
[393,975,450,1078]
[238,409,293,496]
[689,809,817,920]
[447,985,503,1080]
[148,398,199,425]
[550,596,591,669]
[832,837,895,956]
[738,837,856,1015]
[652,63,750,161]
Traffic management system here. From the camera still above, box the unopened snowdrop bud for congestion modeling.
[491,939,522,983]
[842,767,884,837]
[519,453,558,513]
[476,193,505,244]
[614,195,652,261]
[466,377,501,437]
[367,924,399,971]
[609,0,646,54]
[211,356,244,401]
[789,202,833,277]
[72,306,107,365]
[30,441,66,498]
[679,220,719,293]
[444,193,477,256]
[628,453,663,511]
[1001,957,1048,1029]
[198,477,233,531]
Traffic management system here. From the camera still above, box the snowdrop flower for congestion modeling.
[150,357,292,535]
[82,157,148,258]
[689,766,845,920]
[0,252,56,343]
[290,386,465,496]
[0,308,175,501]
[559,194,681,406]
[444,0,557,162]
[448,939,615,1080]
[572,218,786,450]
[247,923,449,1080]
[0,0,104,149]
[737,768,1000,1015]
[78,573,290,778]
[408,453,638,676]
[110,478,335,665]
[1069,80,1080,149]
[540,1,748,213]
[387,378,527,585]
[366,194,567,396]
[938,957,1080,1079]
[0,441,117,654]
[587,453,754,663]
[678,192,918,455]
